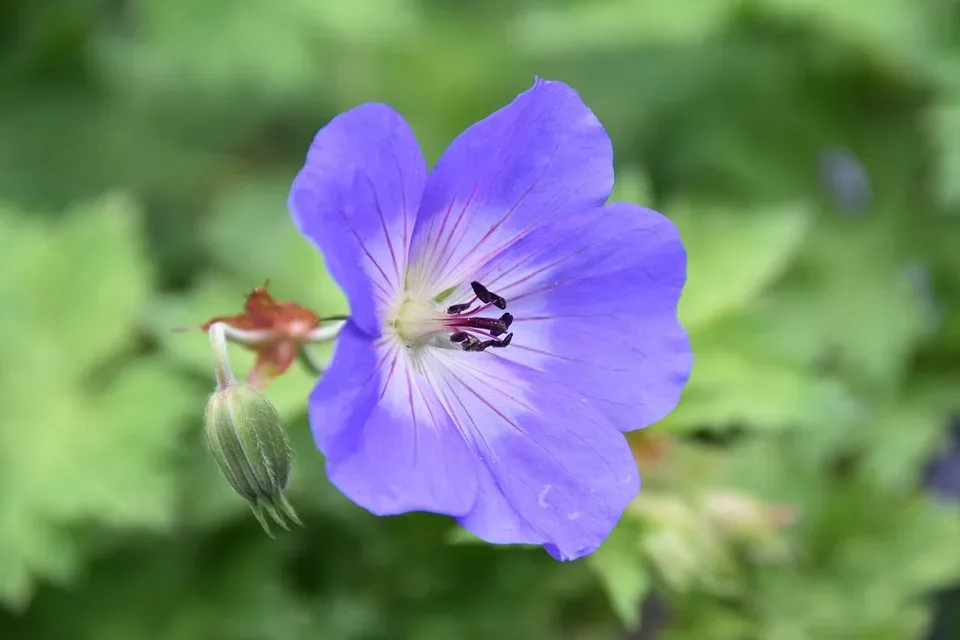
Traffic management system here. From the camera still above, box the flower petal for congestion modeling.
[420,348,639,560]
[289,104,426,335]
[452,201,691,432]
[406,78,613,298]
[308,323,478,516]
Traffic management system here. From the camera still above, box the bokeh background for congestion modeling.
[2,0,960,638]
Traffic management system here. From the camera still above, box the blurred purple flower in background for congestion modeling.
[819,146,872,213]
[925,416,960,503]
[288,78,691,560]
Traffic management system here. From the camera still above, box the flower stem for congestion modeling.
[218,324,274,346]
[306,321,346,344]
[297,346,326,377]
[215,320,344,347]
[208,322,237,388]
[297,321,346,377]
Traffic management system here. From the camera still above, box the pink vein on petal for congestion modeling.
[434,158,553,286]
[386,137,411,267]
[511,344,636,372]
[429,186,481,284]
[429,360,554,526]
[428,149,514,283]
[379,350,400,401]
[405,366,419,471]
[361,173,401,284]
[330,200,396,298]
[456,361,620,481]
[419,195,459,285]
[479,216,598,292]
[494,243,595,297]
[441,171,587,287]
[452,372,585,484]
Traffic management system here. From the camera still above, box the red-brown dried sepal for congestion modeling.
[629,431,670,471]
[198,280,321,389]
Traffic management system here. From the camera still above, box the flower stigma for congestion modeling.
[390,280,514,352]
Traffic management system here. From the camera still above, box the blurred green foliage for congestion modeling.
[2,0,960,638]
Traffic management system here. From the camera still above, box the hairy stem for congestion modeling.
[208,323,237,388]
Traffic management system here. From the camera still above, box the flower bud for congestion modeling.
[633,492,738,594]
[204,382,302,534]
[701,490,797,564]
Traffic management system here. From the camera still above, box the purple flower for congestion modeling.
[288,78,691,560]
[819,146,872,213]
[925,417,960,503]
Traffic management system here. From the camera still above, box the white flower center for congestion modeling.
[391,298,447,347]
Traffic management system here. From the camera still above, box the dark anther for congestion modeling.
[460,336,482,351]
[459,336,499,352]
[470,281,492,302]
[476,340,497,351]
[458,333,513,352]
[446,302,471,315]
[449,331,469,343]
[470,281,507,310]
[500,312,513,329]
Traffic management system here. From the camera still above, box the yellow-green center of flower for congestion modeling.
[392,298,447,346]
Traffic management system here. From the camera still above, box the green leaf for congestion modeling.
[665,340,854,432]
[675,202,812,331]
[588,519,650,630]
[8,532,319,640]
[1,194,149,376]
[759,0,925,69]
[201,174,346,315]
[445,527,488,545]
[91,362,205,525]
[719,436,960,636]
[96,0,419,99]
[609,165,654,206]
[0,196,198,608]
[514,0,731,53]
[746,218,933,387]
[928,92,960,209]
[853,382,958,492]
[444,526,540,552]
